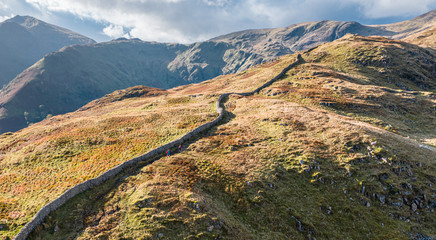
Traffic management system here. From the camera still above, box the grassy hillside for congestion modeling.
[28,93,436,239]
[286,34,436,146]
[0,86,217,239]
[404,25,436,49]
[6,34,433,240]
[376,9,436,39]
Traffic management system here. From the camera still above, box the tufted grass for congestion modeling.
[32,92,435,239]
[0,87,217,239]
[5,35,436,240]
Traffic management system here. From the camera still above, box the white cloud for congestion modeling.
[202,0,229,7]
[0,14,14,22]
[0,2,8,10]
[103,24,128,39]
[24,0,238,42]
[19,0,436,43]
[350,0,436,18]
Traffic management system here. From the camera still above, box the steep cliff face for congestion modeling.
[0,15,95,88]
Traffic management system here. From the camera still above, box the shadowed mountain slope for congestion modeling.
[0,15,95,88]
[0,10,435,134]
[404,25,436,49]
[374,9,436,39]
[0,34,435,239]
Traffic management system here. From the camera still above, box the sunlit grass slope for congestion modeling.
[31,92,435,239]
[0,86,217,238]
[404,25,436,49]
[5,34,436,239]
[281,34,436,146]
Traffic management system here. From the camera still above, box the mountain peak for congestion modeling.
[6,15,41,29]
[0,15,95,97]
[4,15,95,42]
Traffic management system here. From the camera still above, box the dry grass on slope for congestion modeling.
[0,86,217,239]
[170,54,297,95]
[265,35,436,146]
[2,52,299,240]
[403,25,436,49]
[31,92,435,240]
[10,35,436,239]
[29,35,436,238]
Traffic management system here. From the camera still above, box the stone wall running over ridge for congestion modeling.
[13,54,302,240]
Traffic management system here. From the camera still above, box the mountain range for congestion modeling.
[0,10,435,134]
[0,15,95,88]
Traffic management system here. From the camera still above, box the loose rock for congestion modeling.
[411,203,418,212]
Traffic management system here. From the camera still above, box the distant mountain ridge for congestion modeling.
[211,9,436,54]
[0,10,435,133]
[373,8,436,39]
[0,15,95,87]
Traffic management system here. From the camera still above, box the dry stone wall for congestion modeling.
[13,54,302,240]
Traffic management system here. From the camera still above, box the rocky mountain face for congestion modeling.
[0,10,435,133]
[0,15,95,88]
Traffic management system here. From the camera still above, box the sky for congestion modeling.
[1,0,436,43]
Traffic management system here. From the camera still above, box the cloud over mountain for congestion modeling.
[352,0,436,18]
[16,0,436,43]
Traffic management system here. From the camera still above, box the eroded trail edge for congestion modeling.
[14,54,303,240]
